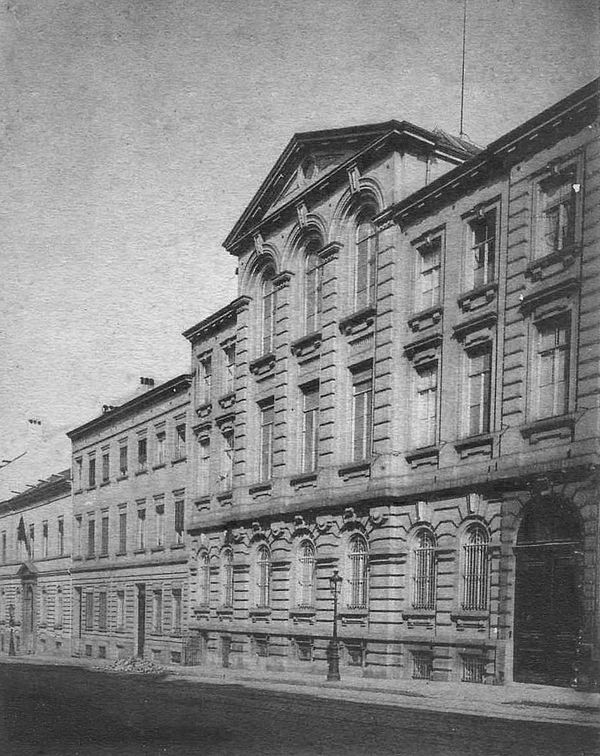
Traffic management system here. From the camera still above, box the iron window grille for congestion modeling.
[297,540,315,609]
[412,529,436,610]
[347,535,368,610]
[461,524,490,612]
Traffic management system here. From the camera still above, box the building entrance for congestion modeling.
[513,499,582,687]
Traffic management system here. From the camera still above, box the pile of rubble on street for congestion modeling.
[98,656,167,676]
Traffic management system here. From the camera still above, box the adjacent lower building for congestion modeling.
[66,375,193,665]
[0,470,72,657]
[182,79,600,688]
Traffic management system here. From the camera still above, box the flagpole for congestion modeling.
[460,0,467,137]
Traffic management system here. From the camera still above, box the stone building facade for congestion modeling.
[183,79,599,687]
[67,375,193,664]
[0,470,73,657]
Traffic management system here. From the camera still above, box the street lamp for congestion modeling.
[8,603,15,657]
[327,568,343,681]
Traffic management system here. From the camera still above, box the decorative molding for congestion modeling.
[290,331,322,360]
[519,274,579,314]
[339,306,376,338]
[520,414,576,444]
[407,305,443,333]
[249,352,276,377]
[296,201,308,228]
[317,241,343,263]
[457,281,498,313]
[348,164,361,194]
[403,332,442,365]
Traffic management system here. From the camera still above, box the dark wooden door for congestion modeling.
[136,584,146,658]
[514,544,581,686]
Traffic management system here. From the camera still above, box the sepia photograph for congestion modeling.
[0,0,599,753]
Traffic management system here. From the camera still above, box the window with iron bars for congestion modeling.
[197,552,210,606]
[221,548,234,608]
[347,535,368,609]
[412,528,436,610]
[461,654,485,683]
[461,524,489,611]
[256,545,271,608]
[412,650,433,680]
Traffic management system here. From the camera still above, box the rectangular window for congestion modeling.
[152,590,162,633]
[42,521,48,558]
[100,513,109,556]
[85,592,94,631]
[1,531,6,563]
[57,517,64,556]
[137,509,146,550]
[221,431,234,491]
[101,451,110,483]
[355,216,377,310]
[200,354,212,403]
[536,164,578,258]
[467,348,492,436]
[87,518,95,558]
[535,318,570,419]
[414,364,438,448]
[301,383,319,473]
[172,589,182,633]
[137,436,148,472]
[29,524,35,559]
[174,424,186,460]
[119,443,128,476]
[98,592,107,631]
[116,590,125,630]
[118,510,127,554]
[155,503,165,547]
[174,500,185,545]
[198,438,210,496]
[75,515,82,557]
[352,366,373,462]
[468,208,496,288]
[418,236,441,310]
[155,430,166,466]
[88,456,96,488]
[224,342,236,394]
[74,458,83,490]
[55,590,63,628]
[259,400,275,481]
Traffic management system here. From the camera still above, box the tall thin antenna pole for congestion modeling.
[459,0,467,137]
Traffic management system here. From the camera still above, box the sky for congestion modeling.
[0,0,598,490]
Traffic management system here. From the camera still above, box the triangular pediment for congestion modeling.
[224,120,479,254]
[16,562,37,579]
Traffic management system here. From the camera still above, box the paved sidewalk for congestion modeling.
[2,654,599,729]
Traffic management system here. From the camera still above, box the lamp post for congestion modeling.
[8,603,15,656]
[327,568,343,681]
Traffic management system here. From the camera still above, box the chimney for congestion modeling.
[139,377,155,393]
[27,418,44,448]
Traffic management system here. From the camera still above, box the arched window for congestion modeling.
[304,237,324,334]
[261,265,277,354]
[221,548,234,608]
[347,534,368,609]
[354,209,378,310]
[412,528,436,610]
[197,551,210,606]
[461,524,490,611]
[297,540,315,608]
[256,545,271,608]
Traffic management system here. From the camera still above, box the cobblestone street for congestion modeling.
[0,662,597,755]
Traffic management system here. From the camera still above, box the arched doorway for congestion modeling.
[22,583,36,654]
[513,498,583,686]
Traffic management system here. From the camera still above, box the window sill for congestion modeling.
[249,607,272,619]
[171,456,187,466]
[218,391,236,410]
[249,352,276,377]
[216,490,233,506]
[73,488,83,495]
[402,608,435,628]
[86,486,96,491]
[451,610,489,629]
[72,555,83,562]
[520,414,575,444]
[151,546,165,553]
[98,553,109,559]
[339,607,368,618]
[290,471,318,489]
[216,607,234,617]
[196,401,212,418]
[338,461,371,481]
[115,551,127,557]
[454,433,494,459]
[116,473,128,481]
[407,304,443,333]
[133,548,146,555]
[290,607,316,618]
[403,331,442,366]
[170,543,186,551]
[457,281,497,313]
[249,481,272,497]
[135,469,148,477]
[152,463,166,471]
[100,480,110,488]
[339,306,376,338]
[525,244,581,280]
[290,330,322,360]
[405,444,440,468]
